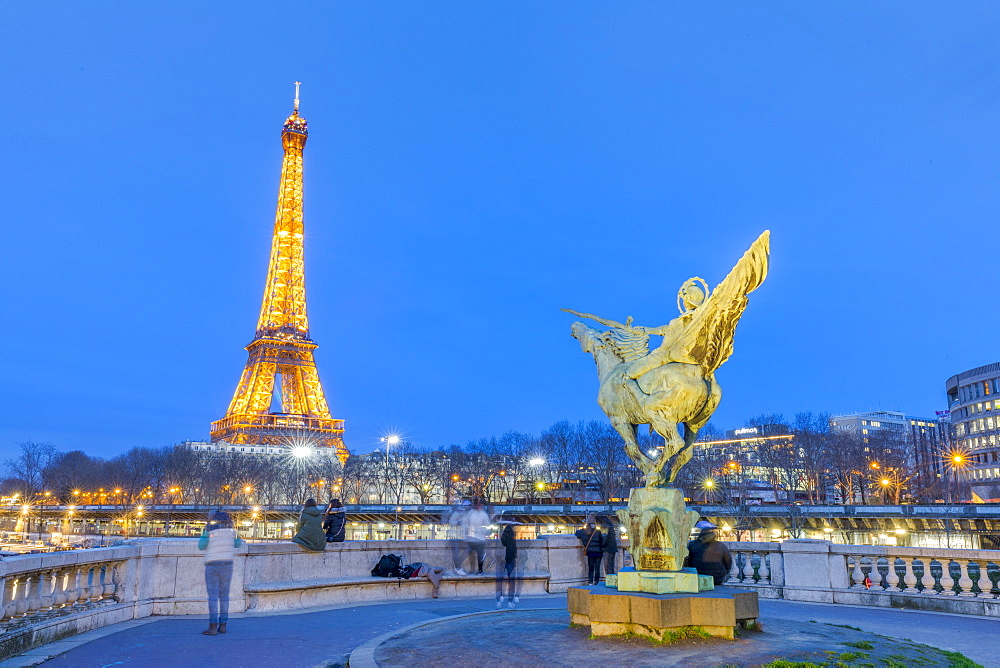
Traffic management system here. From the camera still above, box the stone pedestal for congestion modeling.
[568,585,759,642]
[616,487,699,572]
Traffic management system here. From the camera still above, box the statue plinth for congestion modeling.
[616,487,703,593]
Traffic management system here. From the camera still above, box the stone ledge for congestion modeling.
[244,572,552,610]
[243,571,550,593]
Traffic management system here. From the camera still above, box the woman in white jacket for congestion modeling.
[198,511,244,635]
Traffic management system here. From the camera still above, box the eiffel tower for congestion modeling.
[210,84,348,462]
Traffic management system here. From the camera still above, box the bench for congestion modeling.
[243,571,552,611]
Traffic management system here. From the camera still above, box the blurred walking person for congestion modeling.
[460,498,491,574]
[601,518,619,577]
[198,511,243,635]
[496,520,521,608]
[447,500,470,574]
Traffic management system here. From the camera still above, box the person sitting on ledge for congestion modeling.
[292,498,327,552]
[684,520,732,585]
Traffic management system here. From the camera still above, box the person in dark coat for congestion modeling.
[323,498,346,543]
[575,522,605,585]
[684,520,732,584]
[601,519,619,576]
[496,521,520,608]
[292,498,326,552]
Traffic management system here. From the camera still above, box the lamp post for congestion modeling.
[379,435,401,505]
[528,457,545,504]
[948,452,968,504]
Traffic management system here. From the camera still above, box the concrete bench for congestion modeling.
[244,571,551,611]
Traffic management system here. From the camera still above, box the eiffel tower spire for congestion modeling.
[211,84,348,462]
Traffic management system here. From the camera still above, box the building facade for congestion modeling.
[829,410,948,499]
[946,362,1000,500]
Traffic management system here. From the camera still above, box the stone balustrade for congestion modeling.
[725,539,1000,615]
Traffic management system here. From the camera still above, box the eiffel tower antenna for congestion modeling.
[211,86,348,463]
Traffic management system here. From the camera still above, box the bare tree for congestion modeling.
[6,441,58,495]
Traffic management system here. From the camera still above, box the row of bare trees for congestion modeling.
[2,411,952,507]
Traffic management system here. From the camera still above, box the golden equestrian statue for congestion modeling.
[564,230,769,488]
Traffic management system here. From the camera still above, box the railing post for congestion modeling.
[850,555,865,588]
[757,552,770,584]
[902,557,918,592]
[885,557,901,591]
[977,560,994,599]
[742,552,756,582]
[0,577,16,626]
[940,560,956,596]
[957,560,975,597]
[919,559,936,594]
[727,551,742,583]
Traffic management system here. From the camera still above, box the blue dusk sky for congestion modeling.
[2,3,999,460]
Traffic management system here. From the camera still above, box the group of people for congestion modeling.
[574,519,620,585]
[291,498,347,551]
[197,500,732,636]
[574,517,733,587]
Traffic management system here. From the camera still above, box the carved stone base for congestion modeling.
[615,567,714,594]
[568,586,759,642]
[616,487,699,571]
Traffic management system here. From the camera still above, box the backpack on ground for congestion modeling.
[371,553,404,578]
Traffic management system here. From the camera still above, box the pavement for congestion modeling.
[2,594,997,667]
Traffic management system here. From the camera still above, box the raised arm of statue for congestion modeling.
[562,308,669,335]
[561,309,629,331]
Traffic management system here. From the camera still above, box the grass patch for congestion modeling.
[762,661,821,668]
[839,652,869,661]
[942,650,984,668]
[842,641,875,650]
[828,623,863,632]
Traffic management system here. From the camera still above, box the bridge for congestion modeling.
[8,503,1000,549]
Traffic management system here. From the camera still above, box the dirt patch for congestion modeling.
[373,609,980,667]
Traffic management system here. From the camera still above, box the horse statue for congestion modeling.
[565,230,769,488]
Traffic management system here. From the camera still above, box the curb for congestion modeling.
[348,607,564,668]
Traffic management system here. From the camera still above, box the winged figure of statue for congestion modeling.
[565,230,769,487]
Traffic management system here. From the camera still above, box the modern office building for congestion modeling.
[946,362,1000,500]
[830,410,948,496]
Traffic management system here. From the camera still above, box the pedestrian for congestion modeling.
[459,498,491,575]
[601,518,619,577]
[448,500,470,574]
[291,498,327,552]
[323,498,346,543]
[496,521,520,608]
[684,520,733,585]
[575,521,605,585]
[198,511,244,635]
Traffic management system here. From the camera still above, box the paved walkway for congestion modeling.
[3,595,997,667]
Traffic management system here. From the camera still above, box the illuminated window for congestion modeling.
[985,381,992,396]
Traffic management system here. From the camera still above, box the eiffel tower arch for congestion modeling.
[210,84,348,463]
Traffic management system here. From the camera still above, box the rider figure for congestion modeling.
[563,280,707,399]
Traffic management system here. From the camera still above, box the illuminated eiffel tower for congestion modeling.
[210,84,348,462]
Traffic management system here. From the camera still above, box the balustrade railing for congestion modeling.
[838,548,1000,599]
[0,553,128,631]
[726,542,782,586]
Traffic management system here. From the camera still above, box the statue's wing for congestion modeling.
[666,230,769,373]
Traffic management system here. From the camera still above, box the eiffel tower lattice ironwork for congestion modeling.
[210,84,348,462]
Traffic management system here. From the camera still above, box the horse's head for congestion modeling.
[570,321,596,352]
